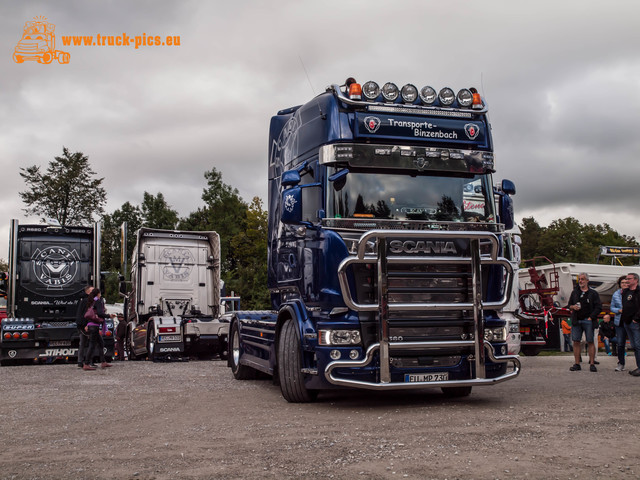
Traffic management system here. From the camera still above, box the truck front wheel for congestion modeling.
[277,318,318,403]
[147,326,158,362]
[229,322,255,380]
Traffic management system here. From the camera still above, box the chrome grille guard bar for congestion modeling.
[332,230,520,387]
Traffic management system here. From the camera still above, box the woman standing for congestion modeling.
[610,275,628,371]
[82,289,113,371]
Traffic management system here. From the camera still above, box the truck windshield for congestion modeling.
[327,169,496,222]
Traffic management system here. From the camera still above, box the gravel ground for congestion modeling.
[0,354,639,480]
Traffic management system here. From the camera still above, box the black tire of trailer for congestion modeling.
[229,321,256,380]
[277,318,318,403]
[441,386,473,398]
[520,346,543,356]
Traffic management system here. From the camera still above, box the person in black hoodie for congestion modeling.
[620,273,640,376]
[75,285,94,368]
[567,273,602,372]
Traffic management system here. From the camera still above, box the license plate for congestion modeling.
[49,341,71,347]
[159,335,181,342]
[405,373,449,382]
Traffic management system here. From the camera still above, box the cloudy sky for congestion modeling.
[1,0,639,258]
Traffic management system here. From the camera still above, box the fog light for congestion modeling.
[13,333,20,339]
[330,350,341,360]
[381,82,399,102]
[401,84,418,103]
[21,332,29,339]
[420,86,437,105]
[457,88,473,107]
[439,87,455,106]
[349,350,359,360]
[362,81,380,100]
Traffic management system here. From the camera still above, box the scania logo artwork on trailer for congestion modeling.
[160,248,194,282]
[32,246,80,288]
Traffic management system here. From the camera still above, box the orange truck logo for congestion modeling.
[13,17,70,64]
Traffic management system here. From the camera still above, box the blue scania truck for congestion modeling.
[228,78,520,401]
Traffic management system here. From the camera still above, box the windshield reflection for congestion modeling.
[327,170,495,222]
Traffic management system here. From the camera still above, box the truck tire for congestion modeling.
[147,325,158,362]
[521,346,542,356]
[39,52,53,64]
[229,322,255,380]
[125,328,138,361]
[441,386,472,398]
[278,318,318,403]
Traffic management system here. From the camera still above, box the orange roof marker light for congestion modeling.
[471,88,484,109]
[346,77,362,100]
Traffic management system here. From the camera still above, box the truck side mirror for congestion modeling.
[501,179,516,195]
[281,184,322,225]
[499,194,515,230]
[119,279,128,296]
[281,169,301,187]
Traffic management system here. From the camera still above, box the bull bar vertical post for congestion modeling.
[378,238,390,383]
[471,238,486,379]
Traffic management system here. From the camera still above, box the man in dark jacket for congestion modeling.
[75,285,94,368]
[620,273,640,376]
[568,273,602,372]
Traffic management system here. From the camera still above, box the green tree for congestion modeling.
[101,201,144,273]
[179,168,248,274]
[228,197,270,309]
[141,192,178,229]
[19,147,106,225]
[519,216,639,266]
[519,216,543,261]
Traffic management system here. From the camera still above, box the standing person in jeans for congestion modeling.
[75,285,94,368]
[82,288,113,371]
[610,275,628,371]
[568,273,602,372]
[620,273,640,377]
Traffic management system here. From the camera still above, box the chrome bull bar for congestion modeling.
[325,340,521,389]
[334,230,519,387]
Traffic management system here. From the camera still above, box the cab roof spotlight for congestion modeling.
[470,87,484,109]
[362,81,380,101]
[457,88,473,107]
[400,84,418,103]
[381,82,399,102]
[419,86,437,105]
[438,87,455,106]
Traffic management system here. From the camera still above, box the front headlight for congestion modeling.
[318,329,362,346]
[484,327,507,342]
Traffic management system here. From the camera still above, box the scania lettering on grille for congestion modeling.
[389,240,457,254]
